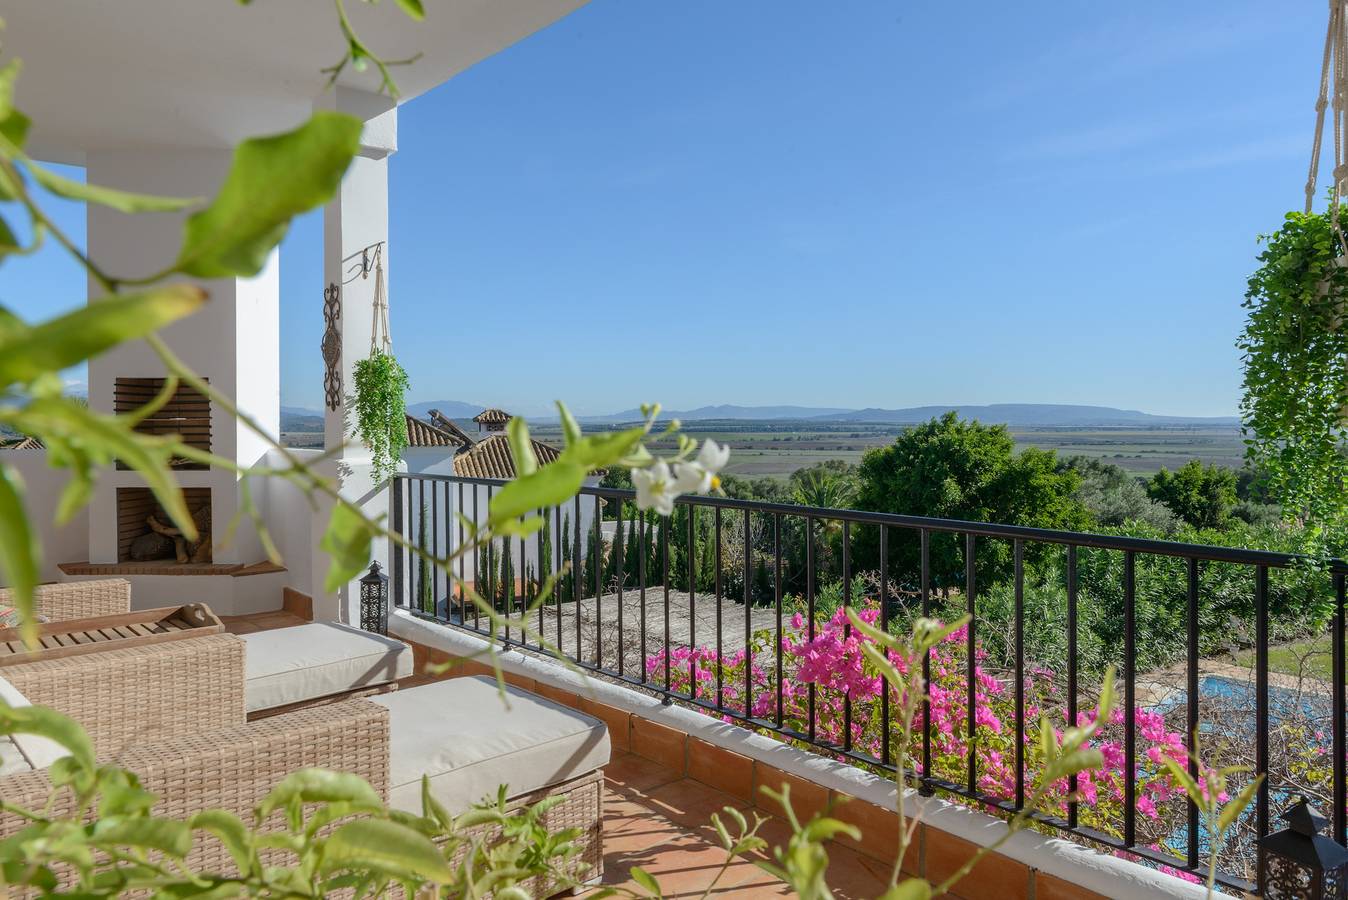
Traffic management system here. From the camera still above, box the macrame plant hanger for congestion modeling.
[368,243,391,357]
[1306,0,1348,254]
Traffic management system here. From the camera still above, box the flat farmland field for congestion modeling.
[527,420,1247,480]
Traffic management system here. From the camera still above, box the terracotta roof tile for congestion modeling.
[472,408,512,424]
[404,414,469,449]
[452,433,561,479]
[0,436,43,450]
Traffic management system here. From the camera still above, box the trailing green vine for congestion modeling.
[351,349,410,483]
[1239,206,1348,558]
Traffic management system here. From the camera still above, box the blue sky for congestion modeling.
[5,1,1328,417]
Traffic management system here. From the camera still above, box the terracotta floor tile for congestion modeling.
[639,778,750,834]
[605,752,683,794]
[822,841,895,900]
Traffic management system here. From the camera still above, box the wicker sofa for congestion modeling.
[0,631,605,892]
[0,578,131,622]
[0,635,389,876]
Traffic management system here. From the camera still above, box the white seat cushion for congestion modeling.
[371,675,611,814]
[0,674,71,773]
[242,623,413,713]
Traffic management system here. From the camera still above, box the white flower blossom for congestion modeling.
[673,439,730,495]
[632,459,677,515]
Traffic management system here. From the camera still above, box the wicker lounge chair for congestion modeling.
[0,634,606,893]
[0,578,131,622]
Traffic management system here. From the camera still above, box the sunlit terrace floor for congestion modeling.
[221,611,1097,900]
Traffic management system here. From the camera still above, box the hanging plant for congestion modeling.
[1238,206,1348,556]
[351,348,410,483]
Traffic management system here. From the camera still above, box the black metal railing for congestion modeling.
[389,472,1348,893]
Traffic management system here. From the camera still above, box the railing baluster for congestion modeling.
[473,486,482,629]
[883,525,893,767]
[688,504,697,699]
[1335,571,1346,846]
[807,515,817,743]
[843,520,852,753]
[458,482,465,624]
[1013,538,1024,810]
[574,495,581,660]
[966,532,976,795]
[594,494,602,667]
[744,507,752,720]
[640,512,648,684]
[715,507,723,709]
[920,527,930,790]
[1123,550,1136,849]
[663,512,671,692]
[431,477,439,616]
[774,512,783,729]
[1255,564,1269,890]
[1186,557,1200,869]
[556,505,563,648]
[617,500,625,675]
[1066,545,1078,829]
[391,476,404,609]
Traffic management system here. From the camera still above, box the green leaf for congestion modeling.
[0,701,94,771]
[488,462,586,530]
[29,163,197,214]
[0,286,206,389]
[564,426,647,470]
[319,502,378,593]
[190,809,255,875]
[1218,776,1262,833]
[258,768,383,820]
[0,215,20,259]
[506,417,537,477]
[90,817,192,858]
[0,464,39,645]
[629,865,663,897]
[557,401,582,448]
[878,879,932,900]
[320,819,455,883]
[0,59,29,150]
[174,111,362,278]
[393,0,425,20]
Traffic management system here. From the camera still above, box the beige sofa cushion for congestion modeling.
[372,676,610,814]
[242,623,412,713]
[0,674,71,772]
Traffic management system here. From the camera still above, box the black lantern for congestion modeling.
[359,561,389,635]
[1260,796,1348,899]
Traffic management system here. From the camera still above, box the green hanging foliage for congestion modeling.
[350,349,410,483]
[1239,207,1348,558]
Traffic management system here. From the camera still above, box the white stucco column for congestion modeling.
[83,148,279,570]
[310,88,399,624]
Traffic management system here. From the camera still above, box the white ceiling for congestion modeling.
[5,0,587,163]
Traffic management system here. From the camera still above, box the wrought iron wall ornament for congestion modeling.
[321,282,343,411]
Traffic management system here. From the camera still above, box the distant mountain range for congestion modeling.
[282,401,1239,430]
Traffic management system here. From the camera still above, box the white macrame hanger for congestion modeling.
[368,244,391,356]
[1306,0,1348,253]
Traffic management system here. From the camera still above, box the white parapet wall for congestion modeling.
[391,609,1209,900]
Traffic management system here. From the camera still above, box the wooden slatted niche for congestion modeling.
[113,377,210,469]
[117,487,210,563]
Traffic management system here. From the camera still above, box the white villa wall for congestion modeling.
[0,451,91,586]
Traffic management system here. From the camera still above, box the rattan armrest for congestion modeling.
[2,635,246,757]
[0,579,132,622]
[0,701,390,879]
[116,699,390,872]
